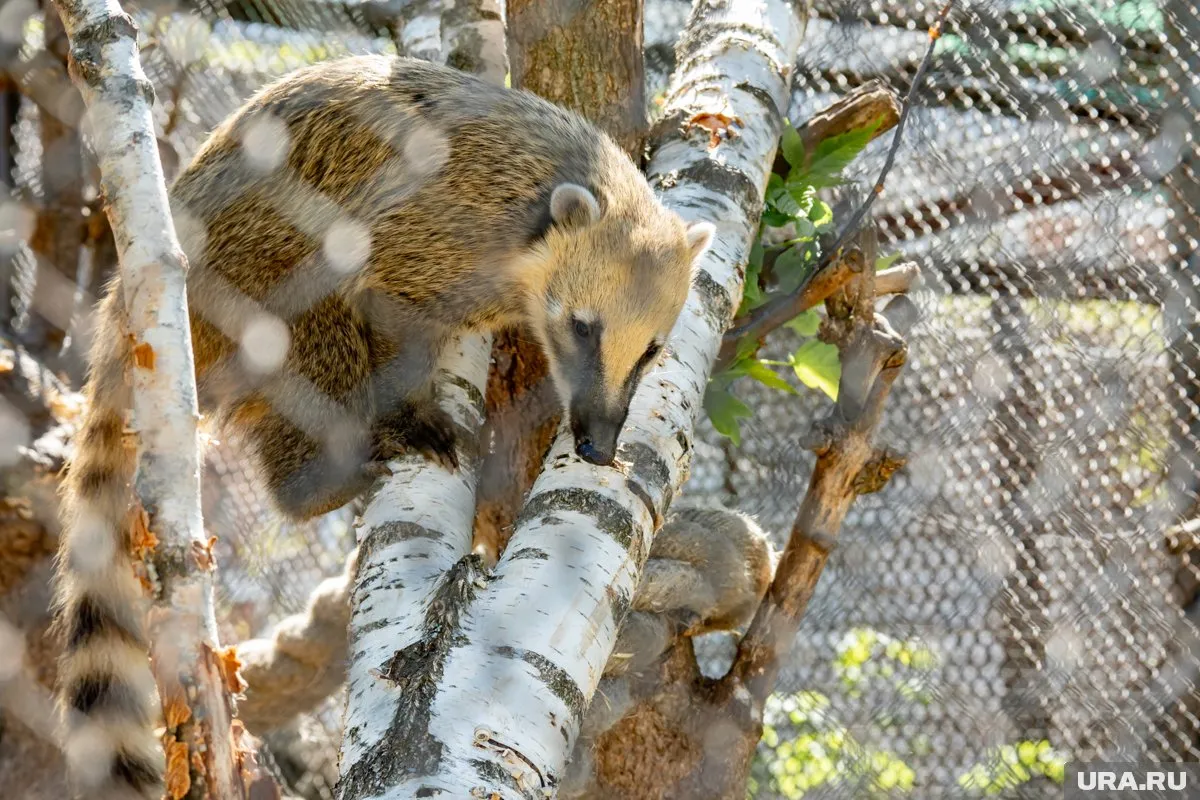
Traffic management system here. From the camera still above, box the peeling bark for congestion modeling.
[48,0,267,795]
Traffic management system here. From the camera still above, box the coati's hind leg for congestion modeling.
[219,294,384,520]
[236,399,377,520]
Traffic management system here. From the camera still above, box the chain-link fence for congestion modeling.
[2,0,1198,798]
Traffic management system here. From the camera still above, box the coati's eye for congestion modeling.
[573,318,592,338]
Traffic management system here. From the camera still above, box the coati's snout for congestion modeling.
[531,183,717,468]
[570,407,626,466]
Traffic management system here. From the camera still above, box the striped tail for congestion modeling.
[53,281,164,799]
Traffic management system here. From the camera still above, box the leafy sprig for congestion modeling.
[704,116,889,443]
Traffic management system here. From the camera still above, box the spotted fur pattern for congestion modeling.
[55,55,711,797]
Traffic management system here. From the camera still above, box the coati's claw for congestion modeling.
[362,460,394,479]
[370,405,461,472]
[407,410,461,471]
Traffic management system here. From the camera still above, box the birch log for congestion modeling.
[48,0,252,795]
[341,1,804,797]
[336,4,507,798]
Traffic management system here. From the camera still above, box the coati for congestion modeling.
[54,55,714,798]
[562,503,777,798]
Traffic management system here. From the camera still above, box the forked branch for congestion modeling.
[728,228,916,705]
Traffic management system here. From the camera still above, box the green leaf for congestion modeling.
[791,216,817,241]
[704,383,752,444]
[791,340,841,400]
[780,120,806,168]
[774,245,813,294]
[785,309,821,337]
[809,199,833,229]
[806,116,885,188]
[768,186,802,217]
[739,277,765,314]
[744,360,798,394]
[875,251,901,271]
[738,238,767,314]
[762,209,794,227]
[786,180,816,211]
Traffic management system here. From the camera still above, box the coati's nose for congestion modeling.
[575,438,615,466]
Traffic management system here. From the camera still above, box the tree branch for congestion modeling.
[716,0,952,369]
[48,0,270,795]
[342,2,808,796]
[728,228,915,705]
[336,4,507,798]
[236,550,357,735]
[770,79,900,178]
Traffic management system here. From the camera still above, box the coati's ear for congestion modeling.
[550,183,602,229]
[686,221,715,262]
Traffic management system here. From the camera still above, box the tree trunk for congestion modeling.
[473,0,646,562]
[48,1,267,795]
[507,0,645,155]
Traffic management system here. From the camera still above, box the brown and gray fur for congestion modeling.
[54,55,713,798]
[562,503,777,798]
[604,504,777,678]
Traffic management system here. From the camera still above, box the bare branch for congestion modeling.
[729,229,912,706]
[336,4,506,798]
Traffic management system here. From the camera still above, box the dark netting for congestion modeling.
[3,0,1199,797]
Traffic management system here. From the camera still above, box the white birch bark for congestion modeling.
[337,4,507,798]
[50,0,242,793]
[340,1,805,797]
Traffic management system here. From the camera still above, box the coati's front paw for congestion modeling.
[406,409,461,470]
[370,405,461,471]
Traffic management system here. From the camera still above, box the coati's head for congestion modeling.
[528,182,714,467]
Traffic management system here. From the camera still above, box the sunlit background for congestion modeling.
[1,0,1198,798]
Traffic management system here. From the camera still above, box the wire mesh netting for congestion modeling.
[2,0,1200,798]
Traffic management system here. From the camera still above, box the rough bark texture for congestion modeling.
[472,0,646,563]
[508,0,645,155]
[49,0,260,795]
[336,5,505,798]
[581,232,915,799]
